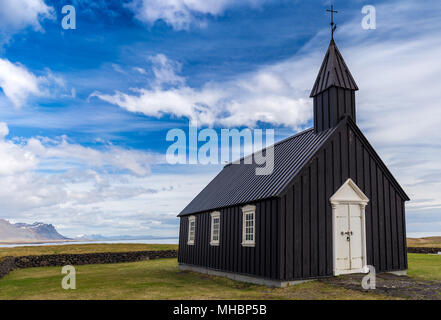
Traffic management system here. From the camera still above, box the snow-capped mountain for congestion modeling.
[0,219,69,243]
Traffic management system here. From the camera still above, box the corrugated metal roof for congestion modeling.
[310,39,358,97]
[179,126,337,216]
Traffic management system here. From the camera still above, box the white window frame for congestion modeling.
[210,211,221,246]
[241,205,256,247]
[187,215,196,245]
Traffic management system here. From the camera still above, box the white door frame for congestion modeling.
[330,179,369,276]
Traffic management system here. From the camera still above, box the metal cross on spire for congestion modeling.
[326,5,338,39]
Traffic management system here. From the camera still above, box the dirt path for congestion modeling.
[320,273,441,300]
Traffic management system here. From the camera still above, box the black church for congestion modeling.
[177,38,409,287]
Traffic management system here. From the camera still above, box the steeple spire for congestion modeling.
[310,39,359,133]
[310,39,358,97]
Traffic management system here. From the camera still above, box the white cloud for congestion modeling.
[127,0,267,30]
[0,0,54,35]
[133,67,147,75]
[0,59,42,108]
[0,124,37,175]
[24,135,160,177]
[0,122,9,138]
[0,59,70,108]
[149,54,185,86]
[0,122,208,237]
[92,53,313,129]
[0,123,162,179]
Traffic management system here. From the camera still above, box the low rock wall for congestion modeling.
[407,247,441,254]
[0,250,177,279]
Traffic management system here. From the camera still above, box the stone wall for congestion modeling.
[14,250,177,268]
[0,250,177,279]
[407,247,441,254]
[0,256,15,278]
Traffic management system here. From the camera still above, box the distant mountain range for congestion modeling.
[0,219,70,243]
[0,219,176,244]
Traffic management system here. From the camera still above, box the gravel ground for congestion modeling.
[320,273,441,300]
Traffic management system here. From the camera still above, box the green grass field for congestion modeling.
[0,258,392,300]
[0,245,439,300]
[0,243,178,259]
[407,253,441,281]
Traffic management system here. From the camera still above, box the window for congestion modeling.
[188,216,196,245]
[210,212,221,246]
[242,205,256,247]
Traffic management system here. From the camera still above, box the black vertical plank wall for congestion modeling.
[178,199,280,280]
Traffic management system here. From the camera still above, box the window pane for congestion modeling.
[189,219,196,243]
[243,211,254,243]
[211,214,220,243]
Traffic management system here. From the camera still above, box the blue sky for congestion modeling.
[0,0,440,238]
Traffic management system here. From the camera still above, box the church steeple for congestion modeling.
[311,39,359,132]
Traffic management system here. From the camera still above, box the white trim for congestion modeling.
[330,178,369,205]
[331,179,369,276]
[210,211,221,246]
[241,205,256,247]
[187,215,196,245]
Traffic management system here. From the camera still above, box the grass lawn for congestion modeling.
[0,258,391,300]
[0,251,438,300]
[407,253,441,281]
[0,243,177,259]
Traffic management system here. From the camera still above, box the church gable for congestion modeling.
[277,116,408,279]
[279,116,409,202]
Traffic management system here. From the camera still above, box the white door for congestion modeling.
[334,203,364,273]
[331,179,369,275]
[349,204,363,270]
[335,204,350,270]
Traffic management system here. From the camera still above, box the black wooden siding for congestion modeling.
[313,87,356,132]
[178,198,280,280]
[278,119,408,280]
